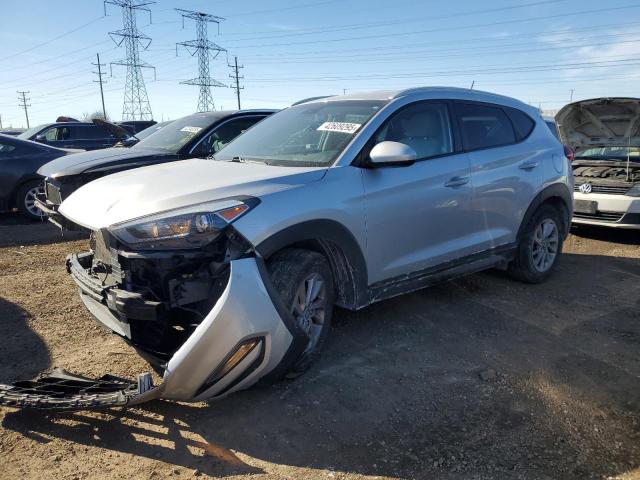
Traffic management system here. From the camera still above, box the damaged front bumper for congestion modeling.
[0,229,305,409]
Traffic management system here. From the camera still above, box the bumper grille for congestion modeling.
[573,183,630,195]
[45,181,63,205]
[574,211,624,222]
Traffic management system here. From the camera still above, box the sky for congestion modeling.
[1,0,640,128]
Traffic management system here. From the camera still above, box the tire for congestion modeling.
[16,180,45,221]
[267,248,335,377]
[508,204,564,283]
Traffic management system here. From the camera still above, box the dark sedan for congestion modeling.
[37,109,275,228]
[0,134,80,219]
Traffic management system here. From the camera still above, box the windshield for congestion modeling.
[576,146,640,160]
[215,100,387,167]
[17,124,47,140]
[132,115,216,153]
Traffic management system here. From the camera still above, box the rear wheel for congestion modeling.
[16,180,45,221]
[268,248,335,377]
[508,204,564,283]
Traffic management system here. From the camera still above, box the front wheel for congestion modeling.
[508,204,564,283]
[16,180,45,221]
[268,248,335,377]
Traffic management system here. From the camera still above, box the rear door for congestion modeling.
[454,101,543,249]
[360,100,482,284]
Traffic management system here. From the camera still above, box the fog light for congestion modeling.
[204,338,262,387]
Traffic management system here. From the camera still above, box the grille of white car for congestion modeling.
[573,184,629,195]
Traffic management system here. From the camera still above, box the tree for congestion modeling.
[81,110,110,122]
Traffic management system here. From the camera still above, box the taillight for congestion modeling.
[563,145,575,161]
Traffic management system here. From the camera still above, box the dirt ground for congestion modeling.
[0,213,638,480]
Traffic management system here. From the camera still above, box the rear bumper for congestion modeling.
[67,251,296,401]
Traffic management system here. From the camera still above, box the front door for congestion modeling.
[360,101,480,285]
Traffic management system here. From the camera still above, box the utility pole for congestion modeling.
[228,56,244,110]
[105,0,155,121]
[0,114,3,129]
[92,53,108,119]
[176,9,226,112]
[17,91,30,128]
[570,89,575,103]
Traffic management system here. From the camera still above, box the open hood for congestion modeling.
[59,158,327,230]
[92,118,131,139]
[556,98,640,152]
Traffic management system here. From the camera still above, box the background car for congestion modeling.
[0,134,80,220]
[115,120,172,148]
[36,109,276,227]
[556,97,640,229]
[17,119,130,151]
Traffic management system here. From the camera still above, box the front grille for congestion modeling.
[45,181,62,205]
[574,211,624,222]
[573,183,630,195]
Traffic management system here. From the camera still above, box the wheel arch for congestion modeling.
[517,183,572,240]
[10,175,44,209]
[255,219,369,310]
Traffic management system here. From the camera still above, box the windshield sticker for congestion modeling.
[180,126,203,134]
[317,122,362,134]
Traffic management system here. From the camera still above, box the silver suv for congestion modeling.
[0,87,573,409]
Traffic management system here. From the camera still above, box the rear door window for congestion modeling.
[0,143,16,153]
[455,103,517,151]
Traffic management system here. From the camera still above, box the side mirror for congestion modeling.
[35,134,46,142]
[368,141,417,166]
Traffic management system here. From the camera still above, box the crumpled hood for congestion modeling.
[38,147,168,178]
[59,158,327,230]
[556,97,640,152]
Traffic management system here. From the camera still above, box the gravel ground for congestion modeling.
[0,214,638,480]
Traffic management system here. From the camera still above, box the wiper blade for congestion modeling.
[230,156,269,165]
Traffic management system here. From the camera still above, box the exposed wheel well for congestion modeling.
[265,239,361,310]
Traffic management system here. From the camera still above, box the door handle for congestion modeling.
[444,176,469,187]
[519,161,539,170]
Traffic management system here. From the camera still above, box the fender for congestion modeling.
[255,219,369,310]
[517,183,573,240]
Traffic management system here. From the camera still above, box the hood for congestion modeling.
[59,158,327,230]
[556,97,640,152]
[37,147,168,178]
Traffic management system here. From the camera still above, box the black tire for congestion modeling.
[16,180,45,221]
[508,204,564,283]
[267,248,335,377]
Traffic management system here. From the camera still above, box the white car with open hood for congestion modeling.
[557,97,640,228]
[0,87,572,409]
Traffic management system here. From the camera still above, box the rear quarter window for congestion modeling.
[505,107,535,140]
[456,103,516,151]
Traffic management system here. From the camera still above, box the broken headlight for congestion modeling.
[109,199,252,250]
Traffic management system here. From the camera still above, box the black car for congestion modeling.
[37,109,275,228]
[17,121,129,151]
[0,134,79,219]
[116,120,157,134]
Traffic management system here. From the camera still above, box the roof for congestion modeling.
[303,86,533,112]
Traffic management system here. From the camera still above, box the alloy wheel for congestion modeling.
[291,273,327,353]
[24,185,45,218]
[531,218,559,272]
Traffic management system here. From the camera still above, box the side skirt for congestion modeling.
[367,244,516,305]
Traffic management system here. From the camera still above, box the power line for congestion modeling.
[228,56,244,110]
[17,91,31,128]
[93,53,108,119]
[106,0,155,121]
[0,16,105,62]
[175,8,226,112]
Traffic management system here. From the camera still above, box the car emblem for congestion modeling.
[579,183,592,194]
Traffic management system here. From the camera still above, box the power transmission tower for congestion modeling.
[17,91,30,128]
[176,9,226,112]
[228,56,244,110]
[92,53,108,119]
[105,0,155,121]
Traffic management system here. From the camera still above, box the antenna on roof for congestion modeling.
[470,80,475,90]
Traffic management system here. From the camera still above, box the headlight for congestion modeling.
[626,184,640,197]
[109,199,253,250]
